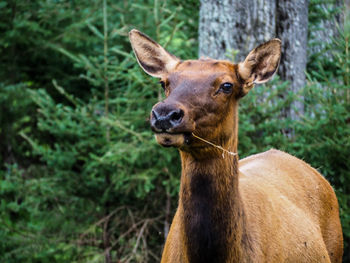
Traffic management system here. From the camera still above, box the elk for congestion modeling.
[129,29,343,263]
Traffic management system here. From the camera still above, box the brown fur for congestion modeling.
[129,29,343,263]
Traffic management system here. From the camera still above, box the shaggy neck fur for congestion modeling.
[178,105,249,263]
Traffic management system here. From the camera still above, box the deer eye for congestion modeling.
[159,81,166,90]
[219,82,233,94]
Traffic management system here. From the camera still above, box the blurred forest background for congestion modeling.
[0,0,349,262]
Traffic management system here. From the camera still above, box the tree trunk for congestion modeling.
[276,0,308,120]
[309,0,344,58]
[199,0,276,62]
[199,0,309,121]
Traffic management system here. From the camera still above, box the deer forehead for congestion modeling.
[166,59,237,87]
[175,59,235,73]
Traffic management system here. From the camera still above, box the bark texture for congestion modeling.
[309,0,344,57]
[276,0,308,120]
[199,0,309,120]
[199,0,276,62]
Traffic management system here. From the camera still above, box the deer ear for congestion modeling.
[238,39,281,93]
[129,29,180,78]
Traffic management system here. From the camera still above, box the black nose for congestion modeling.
[151,106,184,132]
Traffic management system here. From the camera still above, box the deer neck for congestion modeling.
[178,119,248,262]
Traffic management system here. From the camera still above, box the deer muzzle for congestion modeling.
[150,102,193,147]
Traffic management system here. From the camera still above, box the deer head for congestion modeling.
[129,29,281,155]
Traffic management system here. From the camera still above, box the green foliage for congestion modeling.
[0,0,349,262]
[0,0,198,262]
[0,82,34,165]
[238,78,292,156]
[301,21,350,258]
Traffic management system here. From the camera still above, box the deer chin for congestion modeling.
[154,133,186,148]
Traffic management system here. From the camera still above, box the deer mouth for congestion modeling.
[154,132,192,148]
